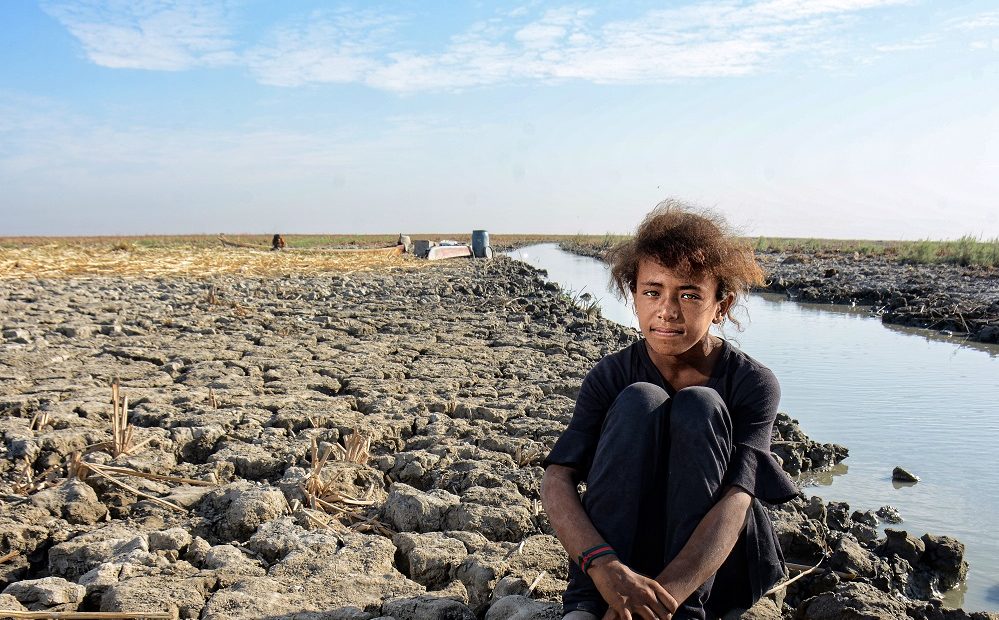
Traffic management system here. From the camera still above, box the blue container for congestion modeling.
[471,230,490,258]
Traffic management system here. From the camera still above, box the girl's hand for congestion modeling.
[589,558,678,620]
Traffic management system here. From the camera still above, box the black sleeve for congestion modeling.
[723,366,800,504]
[542,358,620,482]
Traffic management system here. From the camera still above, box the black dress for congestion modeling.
[544,338,800,618]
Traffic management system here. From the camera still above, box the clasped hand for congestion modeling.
[588,558,678,620]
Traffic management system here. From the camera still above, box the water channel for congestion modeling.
[507,243,999,612]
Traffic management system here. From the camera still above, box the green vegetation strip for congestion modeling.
[751,235,999,268]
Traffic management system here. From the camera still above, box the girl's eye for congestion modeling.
[680,293,700,300]
[643,290,659,297]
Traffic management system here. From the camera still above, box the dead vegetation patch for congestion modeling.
[297,434,394,536]
[0,245,429,279]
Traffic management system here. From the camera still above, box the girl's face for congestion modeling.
[633,258,731,360]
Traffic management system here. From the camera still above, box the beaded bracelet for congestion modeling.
[578,544,617,574]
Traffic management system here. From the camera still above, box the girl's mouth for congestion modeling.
[650,326,684,336]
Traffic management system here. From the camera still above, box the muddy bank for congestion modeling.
[558,242,999,344]
[0,258,990,619]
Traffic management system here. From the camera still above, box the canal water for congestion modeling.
[508,244,999,612]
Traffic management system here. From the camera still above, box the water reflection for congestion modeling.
[757,293,999,358]
[883,323,999,358]
[797,462,850,488]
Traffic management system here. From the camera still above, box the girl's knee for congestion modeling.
[671,386,727,433]
[613,382,670,414]
[602,382,670,437]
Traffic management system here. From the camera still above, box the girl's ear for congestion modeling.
[718,292,735,321]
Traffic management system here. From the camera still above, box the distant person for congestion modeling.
[541,200,798,620]
[272,234,286,251]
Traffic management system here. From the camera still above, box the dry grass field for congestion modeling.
[0,241,424,279]
[0,233,570,250]
[0,233,581,279]
[2,232,996,278]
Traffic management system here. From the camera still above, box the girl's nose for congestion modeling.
[657,299,679,319]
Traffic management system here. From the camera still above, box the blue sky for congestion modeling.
[1,1,997,238]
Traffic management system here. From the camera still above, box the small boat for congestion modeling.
[426,245,473,260]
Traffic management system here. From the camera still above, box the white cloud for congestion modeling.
[872,34,938,53]
[943,10,999,53]
[44,0,920,90]
[42,0,237,70]
[949,10,999,31]
[244,10,403,87]
[365,0,903,91]
[330,0,915,91]
[969,39,999,52]
[741,0,911,22]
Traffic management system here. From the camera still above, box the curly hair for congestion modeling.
[606,199,765,326]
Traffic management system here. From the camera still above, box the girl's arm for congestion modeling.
[654,486,753,607]
[541,464,677,619]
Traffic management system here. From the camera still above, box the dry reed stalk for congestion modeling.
[98,380,153,458]
[302,438,334,501]
[66,451,88,481]
[29,409,51,432]
[504,541,528,562]
[300,438,376,520]
[311,496,371,514]
[299,508,344,532]
[1,612,177,619]
[957,310,970,334]
[12,458,34,494]
[526,571,547,597]
[91,464,216,487]
[766,562,821,596]
[514,444,542,467]
[343,432,371,465]
[0,550,19,564]
[784,561,856,581]
[66,454,204,512]
[764,558,857,597]
[350,514,395,537]
[12,459,59,495]
[111,379,132,457]
[82,464,186,513]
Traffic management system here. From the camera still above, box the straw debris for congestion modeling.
[91,379,151,458]
[0,550,19,564]
[0,244,430,279]
[29,409,51,432]
[66,451,215,513]
[342,432,371,465]
[298,436,391,536]
[12,458,59,495]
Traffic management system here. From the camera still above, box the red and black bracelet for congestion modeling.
[578,544,617,574]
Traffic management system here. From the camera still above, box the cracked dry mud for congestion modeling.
[0,257,988,619]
